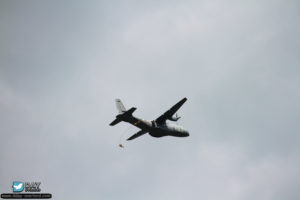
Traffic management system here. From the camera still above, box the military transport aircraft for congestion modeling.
[109,98,189,141]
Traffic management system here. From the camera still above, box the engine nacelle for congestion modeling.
[169,114,181,121]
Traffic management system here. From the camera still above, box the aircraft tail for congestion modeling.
[110,99,136,126]
[115,99,126,113]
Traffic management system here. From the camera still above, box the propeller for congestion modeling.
[169,113,181,121]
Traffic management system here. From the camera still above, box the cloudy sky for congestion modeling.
[0,0,299,199]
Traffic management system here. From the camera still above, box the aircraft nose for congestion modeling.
[185,131,189,137]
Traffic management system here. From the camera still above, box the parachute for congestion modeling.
[118,126,132,148]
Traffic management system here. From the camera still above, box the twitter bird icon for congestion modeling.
[12,182,24,192]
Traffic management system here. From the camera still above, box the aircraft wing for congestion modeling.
[127,129,148,141]
[155,97,187,124]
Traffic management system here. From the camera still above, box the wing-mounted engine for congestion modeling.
[151,120,157,127]
[169,113,181,121]
[155,98,187,124]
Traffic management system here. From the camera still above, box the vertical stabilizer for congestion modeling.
[115,99,126,113]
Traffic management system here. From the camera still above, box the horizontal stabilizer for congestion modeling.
[109,118,122,126]
[109,107,137,126]
[125,107,136,115]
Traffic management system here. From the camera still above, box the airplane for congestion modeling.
[109,97,189,141]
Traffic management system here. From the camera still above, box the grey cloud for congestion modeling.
[1,0,299,199]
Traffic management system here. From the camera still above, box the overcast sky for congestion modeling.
[1,0,299,199]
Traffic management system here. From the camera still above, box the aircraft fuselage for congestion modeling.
[122,115,189,138]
